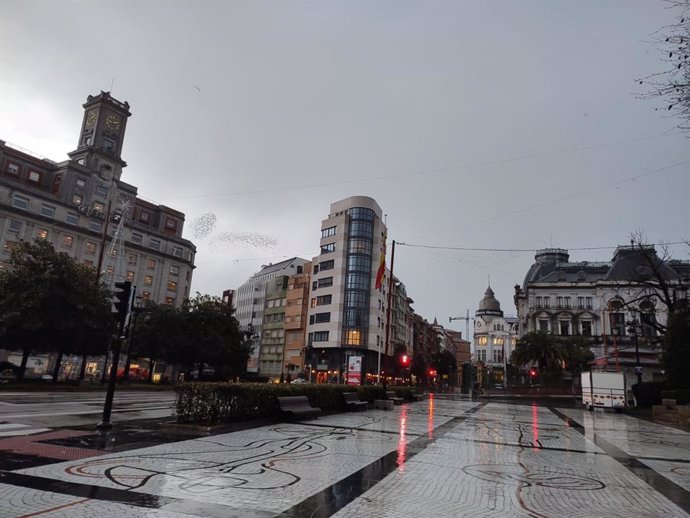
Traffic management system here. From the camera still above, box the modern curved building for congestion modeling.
[306,196,388,383]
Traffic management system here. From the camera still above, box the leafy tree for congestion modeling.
[560,336,595,375]
[431,348,457,384]
[662,303,690,388]
[510,331,564,373]
[0,240,113,380]
[136,293,249,380]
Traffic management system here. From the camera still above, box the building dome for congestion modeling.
[476,286,504,317]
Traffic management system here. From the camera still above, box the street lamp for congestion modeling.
[626,316,643,386]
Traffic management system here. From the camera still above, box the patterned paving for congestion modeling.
[0,398,689,517]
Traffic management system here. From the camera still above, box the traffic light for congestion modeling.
[400,354,410,367]
[113,280,132,326]
[528,368,538,379]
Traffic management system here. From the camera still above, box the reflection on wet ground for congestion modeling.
[1,396,690,517]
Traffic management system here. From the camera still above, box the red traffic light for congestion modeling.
[528,368,538,378]
[428,368,437,377]
[400,354,409,367]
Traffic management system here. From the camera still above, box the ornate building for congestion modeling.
[473,286,518,387]
[0,91,196,379]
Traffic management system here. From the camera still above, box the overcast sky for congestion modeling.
[2,0,688,337]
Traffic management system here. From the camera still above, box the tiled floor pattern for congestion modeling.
[1,399,689,517]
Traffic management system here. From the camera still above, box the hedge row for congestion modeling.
[173,382,421,424]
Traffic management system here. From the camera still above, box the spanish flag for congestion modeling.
[375,230,386,290]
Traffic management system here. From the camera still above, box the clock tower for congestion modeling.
[68,91,131,182]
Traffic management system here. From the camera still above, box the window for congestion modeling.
[62,235,73,248]
[581,321,592,336]
[40,204,56,218]
[126,254,136,266]
[83,259,94,267]
[493,349,503,363]
[344,329,362,345]
[543,297,550,308]
[142,291,151,301]
[536,296,542,308]
[318,277,333,288]
[348,239,371,254]
[37,229,48,240]
[139,211,150,223]
[313,265,319,274]
[538,319,549,332]
[346,273,369,290]
[477,336,488,346]
[88,221,102,232]
[131,233,143,244]
[126,271,135,282]
[52,174,63,194]
[477,349,486,362]
[167,281,177,291]
[321,226,336,238]
[150,238,161,251]
[577,297,584,309]
[76,179,85,189]
[86,242,97,254]
[95,185,109,197]
[170,265,179,276]
[72,194,83,205]
[4,240,17,252]
[314,312,330,323]
[586,297,593,309]
[320,260,334,271]
[313,295,332,306]
[493,336,504,345]
[93,201,105,212]
[321,243,335,254]
[28,170,40,183]
[6,162,19,175]
[165,296,175,305]
[12,195,29,210]
[144,275,153,286]
[556,297,563,308]
[559,321,570,336]
[172,246,183,257]
[66,212,79,225]
[313,331,329,342]
[8,220,21,234]
[165,218,178,232]
[564,297,571,308]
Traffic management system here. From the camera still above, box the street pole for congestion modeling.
[97,329,124,430]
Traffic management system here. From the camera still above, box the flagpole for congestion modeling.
[384,240,396,385]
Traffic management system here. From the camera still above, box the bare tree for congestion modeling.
[638,1,690,132]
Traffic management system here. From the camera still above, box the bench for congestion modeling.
[374,399,394,410]
[385,391,404,405]
[276,396,321,420]
[343,392,368,411]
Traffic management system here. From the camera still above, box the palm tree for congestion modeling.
[510,331,563,372]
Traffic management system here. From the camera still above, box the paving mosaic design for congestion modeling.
[1,398,689,517]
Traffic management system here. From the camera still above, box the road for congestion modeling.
[0,389,175,434]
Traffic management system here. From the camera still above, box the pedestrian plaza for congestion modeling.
[1,396,689,517]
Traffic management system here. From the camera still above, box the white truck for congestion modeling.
[581,371,626,410]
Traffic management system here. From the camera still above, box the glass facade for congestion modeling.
[342,207,374,347]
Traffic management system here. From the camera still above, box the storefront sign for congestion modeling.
[346,355,362,386]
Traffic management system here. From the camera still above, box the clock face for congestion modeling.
[104,114,121,131]
[85,110,97,128]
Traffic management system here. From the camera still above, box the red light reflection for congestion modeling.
[532,403,539,447]
[397,405,408,470]
[428,392,435,437]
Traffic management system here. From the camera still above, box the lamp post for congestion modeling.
[626,316,643,386]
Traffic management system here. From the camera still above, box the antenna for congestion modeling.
[110,78,115,92]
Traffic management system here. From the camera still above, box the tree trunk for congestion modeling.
[123,354,132,381]
[147,359,155,384]
[78,354,88,381]
[52,351,63,382]
[18,348,30,381]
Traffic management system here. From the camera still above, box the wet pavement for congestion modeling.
[1,395,689,517]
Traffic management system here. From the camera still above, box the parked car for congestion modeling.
[291,378,307,384]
